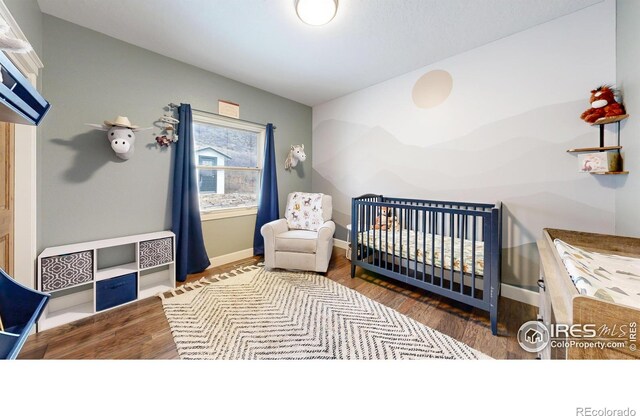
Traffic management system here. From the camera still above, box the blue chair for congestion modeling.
[0,268,50,359]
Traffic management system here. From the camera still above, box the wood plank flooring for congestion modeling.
[20,248,537,359]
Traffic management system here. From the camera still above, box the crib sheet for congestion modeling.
[358,228,485,276]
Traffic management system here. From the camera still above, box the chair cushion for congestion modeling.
[285,192,329,231]
[275,230,318,254]
[320,194,332,222]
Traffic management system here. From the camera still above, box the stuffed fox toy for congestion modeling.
[580,85,626,123]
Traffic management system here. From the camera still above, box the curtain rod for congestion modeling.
[168,103,276,130]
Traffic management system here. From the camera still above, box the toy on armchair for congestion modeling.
[580,85,626,124]
[374,206,400,230]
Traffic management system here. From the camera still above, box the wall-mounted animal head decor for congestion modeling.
[87,116,151,160]
[285,144,306,171]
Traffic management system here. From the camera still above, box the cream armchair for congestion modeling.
[261,193,335,273]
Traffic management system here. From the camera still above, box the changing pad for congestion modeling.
[554,239,640,308]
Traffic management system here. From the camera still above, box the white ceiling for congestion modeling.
[37,0,602,106]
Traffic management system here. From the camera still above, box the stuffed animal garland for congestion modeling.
[580,85,626,124]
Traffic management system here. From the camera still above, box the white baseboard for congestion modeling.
[333,238,538,306]
[501,284,538,306]
[208,248,254,268]
[334,238,348,250]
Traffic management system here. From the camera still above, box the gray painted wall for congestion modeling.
[615,0,640,237]
[39,15,311,259]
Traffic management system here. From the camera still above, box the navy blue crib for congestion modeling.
[350,194,502,335]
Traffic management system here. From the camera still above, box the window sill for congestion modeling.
[201,207,258,221]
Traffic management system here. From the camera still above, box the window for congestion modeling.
[198,156,218,193]
[193,112,265,219]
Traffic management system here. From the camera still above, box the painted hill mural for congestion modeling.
[313,100,619,289]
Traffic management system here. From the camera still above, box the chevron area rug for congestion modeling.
[159,265,488,360]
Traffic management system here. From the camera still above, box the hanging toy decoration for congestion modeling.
[155,114,179,147]
[155,135,172,147]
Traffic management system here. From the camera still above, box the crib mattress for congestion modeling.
[554,239,640,309]
[358,229,485,276]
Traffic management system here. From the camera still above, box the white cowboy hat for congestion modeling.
[103,115,139,129]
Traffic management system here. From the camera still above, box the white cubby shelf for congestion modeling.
[37,231,176,331]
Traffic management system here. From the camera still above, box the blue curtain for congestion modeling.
[172,104,210,282]
[253,123,279,256]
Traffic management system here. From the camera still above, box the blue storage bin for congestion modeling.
[96,272,137,312]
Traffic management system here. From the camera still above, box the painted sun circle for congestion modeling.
[412,69,453,109]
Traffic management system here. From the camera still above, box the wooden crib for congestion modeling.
[350,194,502,335]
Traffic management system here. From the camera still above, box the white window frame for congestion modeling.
[192,111,265,221]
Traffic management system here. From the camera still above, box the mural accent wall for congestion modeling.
[312,1,617,290]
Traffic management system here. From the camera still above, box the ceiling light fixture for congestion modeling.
[296,0,338,26]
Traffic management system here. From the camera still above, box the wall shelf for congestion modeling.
[41,301,94,331]
[591,114,629,125]
[567,146,622,153]
[38,231,176,331]
[139,282,174,299]
[95,262,138,282]
[590,171,629,175]
[568,113,630,175]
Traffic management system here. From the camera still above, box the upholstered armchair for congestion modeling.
[261,193,335,273]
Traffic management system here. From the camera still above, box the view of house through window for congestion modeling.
[193,113,264,214]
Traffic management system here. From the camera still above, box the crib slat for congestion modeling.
[372,204,376,267]
[431,211,435,284]
[440,212,445,288]
[408,206,412,278]
[369,204,373,265]
[415,207,419,281]
[422,210,427,283]
[408,206,411,278]
[358,202,362,262]
[408,206,411,276]
[472,215,477,298]
[403,207,407,276]
[483,215,492,302]
[449,213,454,290]
[392,206,396,273]
[366,204,370,266]
[374,202,378,267]
[466,214,470,240]
[399,208,404,276]
[384,204,389,270]
[460,213,465,295]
